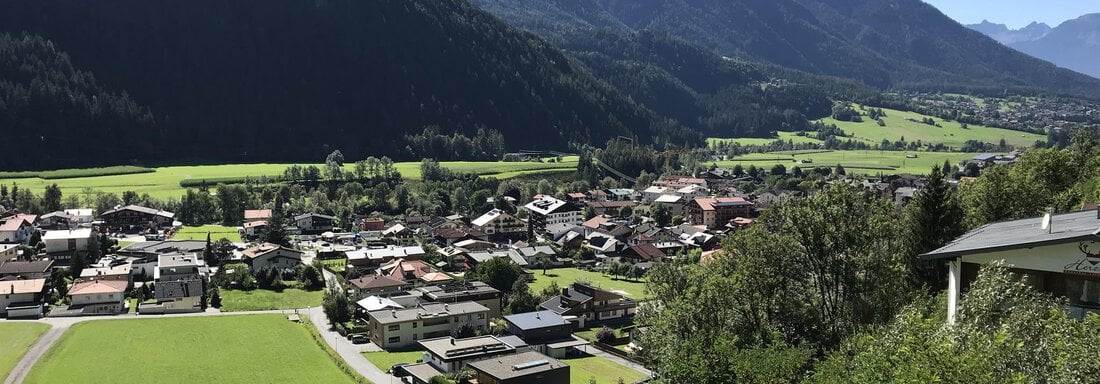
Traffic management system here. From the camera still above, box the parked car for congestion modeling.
[349,334,369,344]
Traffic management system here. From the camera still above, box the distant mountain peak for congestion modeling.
[967,19,1050,45]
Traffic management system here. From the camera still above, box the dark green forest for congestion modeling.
[0,0,702,170]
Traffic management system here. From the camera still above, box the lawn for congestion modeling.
[816,104,1043,148]
[24,315,359,384]
[319,259,347,273]
[0,158,578,201]
[362,350,423,372]
[528,268,646,298]
[172,225,242,242]
[716,150,974,175]
[564,355,647,384]
[0,322,50,378]
[218,286,324,312]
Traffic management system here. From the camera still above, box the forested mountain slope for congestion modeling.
[472,0,1100,99]
[0,0,699,169]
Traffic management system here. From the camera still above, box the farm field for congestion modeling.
[172,225,242,242]
[816,104,1043,148]
[24,315,357,384]
[0,158,578,201]
[528,268,646,298]
[708,132,823,147]
[717,150,973,175]
[218,286,324,312]
[564,355,648,384]
[0,322,50,378]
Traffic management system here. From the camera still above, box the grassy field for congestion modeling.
[564,355,648,384]
[716,150,973,175]
[708,132,823,147]
[0,158,578,201]
[817,104,1043,148]
[219,286,324,312]
[319,259,347,273]
[0,322,50,378]
[528,268,646,298]
[362,350,423,372]
[24,315,357,384]
[172,225,242,242]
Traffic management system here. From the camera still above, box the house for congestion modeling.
[509,246,559,268]
[675,184,708,199]
[366,301,490,349]
[294,213,335,233]
[101,205,174,231]
[417,281,503,319]
[0,260,54,280]
[452,239,495,251]
[241,243,303,270]
[466,351,570,384]
[434,227,488,246]
[242,220,269,238]
[653,176,708,189]
[584,200,636,217]
[79,265,132,285]
[921,209,1100,323]
[465,250,527,271]
[143,254,205,313]
[541,282,637,328]
[523,197,582,234]
[361,218,385,231]
[38,211,74,230]
[585,189,610,202]
[471,209,526,240]
[355,295,406,317]
[418,335,516,373]
[381,224,418,246]
[686,197,754,229]
[0,216,33,244]
[653,194,686,216]
[621,243,665,263]
[347,245,425,268]
[378,258,434,282]
[42,229,94,263]
[0,244,19,260]
[641,186,671,203]
[347,275,408,299]
[419,272,453,285]
[607,188,638,202]
[66,279,128,315]
[503,310,573,344]
[243,209,272,223]
[0,279,48,318]
[895,187,918,207]
[64,208,94,224]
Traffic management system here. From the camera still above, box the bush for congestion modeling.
[596,326,616,344]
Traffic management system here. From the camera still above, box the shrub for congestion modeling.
[596,326,616,344]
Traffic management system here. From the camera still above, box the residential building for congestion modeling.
[101,205,174,230]
[465,249,527,270]
[42,229,94,263]
[503,310,573,344]
[243,220,268,238]
[0,216,33,244]
[241,243,303,270]
[653,194,686,216]
[470,209,525,239]
[366,301,490,349]
[653,176,708,189]
[541,282,638,327]
[607,188,638,201]
[686,197,754,229]
[419,335,516,373]
[347,245,425,268]
[509,246,559,268]
[79,265,132,285]
[67,279,128,315]
[466,351,570,384]
[382,224,418,246]
[675,184,708,199]
[378,258,434,282]
[243,209,272,223]
[621,243,664,263]
[641,186,671,203]
[921,209,1100,323]
[0,260,54,280]
[38,211,74,230]
[64,208,94,224]
[584,200,636,217]
[523,196,582,234]
[347,275,408,299]
[294,213,334,233]
[417,281,502,319]
[0,244,18,260]
[0,279,48,318]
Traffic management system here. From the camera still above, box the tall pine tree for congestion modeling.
[904,166,965,290]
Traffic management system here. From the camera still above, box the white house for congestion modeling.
[67,279,128,315]
[470,209,525,238]
[367,301,490,349]
[921,209,1100,323]
[0,278,48,318]
[64,208,94,224]
[241,243,303,270]
[641,186,672,203]
[0,216,34,244]
[523,197,582,234]
[42,228,94,254]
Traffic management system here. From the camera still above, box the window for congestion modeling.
[453,316,459,323]
[413,334,418,340]
[387,324,400,332]
[477,313,485,320]
[388,336,400,344]
[412,322,418,328]
[1066,278,1100,309]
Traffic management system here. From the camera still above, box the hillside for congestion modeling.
[472,0,1100,99]
[0,0,699,170]
[1008,14,1100,80]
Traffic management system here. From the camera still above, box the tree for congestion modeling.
[42,184,62,212]
[322,282,351,324]
[596,326,616,344]
[651,204,672,227]
[451,322,476,339]
[903,166,965,289]
[472,257,523,292]
[507,279,539,314]
[209,287,222,308]
[299,264,325,290]
[771,164,787,176]
[833,164,846,176]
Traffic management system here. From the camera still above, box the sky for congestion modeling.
[923,0,1100,28]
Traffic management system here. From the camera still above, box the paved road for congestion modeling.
[3,308,286,384]
[306,306,398,384]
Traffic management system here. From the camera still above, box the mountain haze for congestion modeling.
[0,0,701,169]
[966,20,1051,45]
[1005,14,1100,80]
[472,0,1100,99]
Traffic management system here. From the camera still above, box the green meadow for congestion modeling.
[24,315,357,384]
[716,150,974,175]
[0,322,50,378]
[0,157,578,201]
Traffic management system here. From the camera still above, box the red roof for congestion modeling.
[0,218,28,232]
[244,209,272,220]
[68,279,128,295]
[693,197,750,211]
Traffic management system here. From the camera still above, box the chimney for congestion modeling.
[450,338,455,345]
[391,310,397,318]
[535,312,540,320]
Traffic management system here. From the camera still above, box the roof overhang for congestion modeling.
[919,232,1100,261]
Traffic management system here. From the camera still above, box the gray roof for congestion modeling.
[103,205,174,218]
[368,301,489,324]
[0,260,54,274]
[496,335,527,348]
[154,279,202,300]
[503,310,569,331]
[922,210,1100,260]
[119,240,207,254]
[466,351,567,380]
[401,363,444,383]
[418,335,514,361]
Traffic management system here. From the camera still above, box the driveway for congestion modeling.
[313,268,400,383]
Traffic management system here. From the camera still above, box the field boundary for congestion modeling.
[0,166,154,180]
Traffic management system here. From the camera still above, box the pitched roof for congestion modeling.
[419,272,453,283]
[68,279,128,295]
[355,295,404,311]
[582,216,609,229]
[0,278,46,294]
[0,260,54,274]
[624,243,664,261]
[367,301,489,324]
[0,217,29,232]
[466,351,567,380]
[244,209,272,220]
[102,205,174,219]
[471,209,510,227]
[503,310,570,331]
[922,209,1100,260]
[243,220,269,229]
[294,212,334,221]
[347,275,407,290]
[241,243,302,259]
